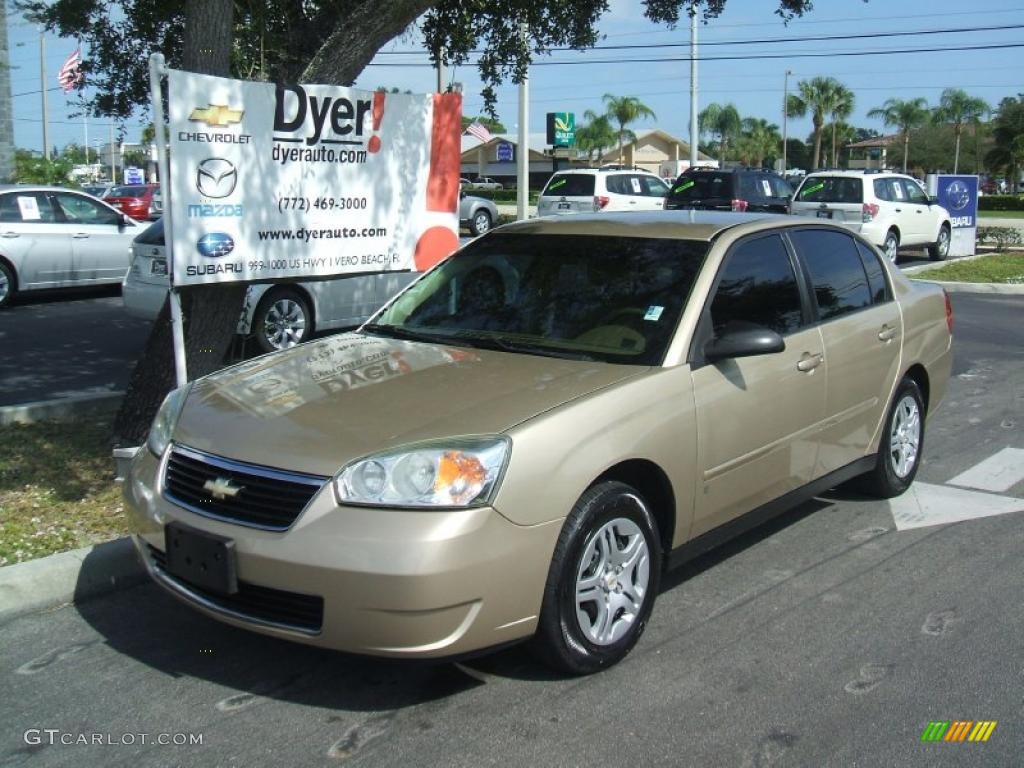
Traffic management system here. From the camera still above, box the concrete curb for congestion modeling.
[0,391,123,426]
[0,537,145,623]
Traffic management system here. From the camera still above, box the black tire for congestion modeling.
[533,480,661,675]
[0,261,14,309]
[928,224,951,261]
[856,378,925,498]
[252,288,313,354]
[469,208,492,237]
[882,229,900,264]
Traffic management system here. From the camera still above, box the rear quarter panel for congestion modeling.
[891,272,953,417]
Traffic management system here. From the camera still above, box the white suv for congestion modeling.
[790,171,951,262]
[537,167,670,216]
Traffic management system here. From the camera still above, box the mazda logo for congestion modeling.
[196,158,238,198]
[196,233,235,258]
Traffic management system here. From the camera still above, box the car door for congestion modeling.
[689,232,827,538]
[0,191,71,289]
[898,178,931,245]
[639,174,669,210]
[787,228,902,475]
[52,192,137,284]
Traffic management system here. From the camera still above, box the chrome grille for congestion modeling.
[163,444,327,530]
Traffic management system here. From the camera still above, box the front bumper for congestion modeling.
[124,446,561,658]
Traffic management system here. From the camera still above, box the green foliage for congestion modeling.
[787,76,851,169]
[737,117,780,167]
[920,251,1024,283]
[461,116,507,133]
[576,113,617,162]
[985,94,1024,183]
[978,196,1024,212]
[867,96,931,172]
[13,150,73,184]
[699,102,741,164]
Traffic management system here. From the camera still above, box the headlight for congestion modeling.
[146,383,192,457]
[335,437,511,508]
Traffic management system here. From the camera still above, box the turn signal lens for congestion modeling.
[731,198,749,212]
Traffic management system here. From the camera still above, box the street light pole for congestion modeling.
[781,69,793,174]
[688,10,698,168]
[40,31,50,160]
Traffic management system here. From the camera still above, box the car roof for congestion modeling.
[495,210,823,242]
[0,184,94,193]
[801,170,906,178]
[551,167,661,177]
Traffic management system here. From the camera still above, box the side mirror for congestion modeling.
[704,324,785,362]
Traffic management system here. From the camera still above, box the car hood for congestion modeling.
[173,332,645,477]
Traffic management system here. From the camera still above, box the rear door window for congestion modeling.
[789,229,872,320]
[901,179,929,204]
[542,174,595,197]
[640,176,669,197]
[855,240,890,303]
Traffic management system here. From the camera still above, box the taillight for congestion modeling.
[731,199,748,212]
[862,202,879,222]
[944,290,954,334]
[594,195,610,210]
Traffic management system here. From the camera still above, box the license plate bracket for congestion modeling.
[164,522,237,595]
[557,202,571,210]
[816,210,833,219]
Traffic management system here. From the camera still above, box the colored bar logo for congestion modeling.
[921,721,996,742]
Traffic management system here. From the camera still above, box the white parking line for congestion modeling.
[947,447,1024,493]
[888,482,1024,531]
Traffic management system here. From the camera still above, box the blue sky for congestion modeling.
[9,0,1024,153]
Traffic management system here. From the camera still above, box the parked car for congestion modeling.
[81,182,114,198]
[663,167,793,214]
[537,167,670,216]
[459,191,499,236]
[105,183,161,220]
[467,177,503,191]
[0,185,142,308]
[122,219,419,353]
[789,170,952,262]
[124,211,952,674]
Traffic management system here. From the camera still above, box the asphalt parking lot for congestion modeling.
[1,292,1021,767]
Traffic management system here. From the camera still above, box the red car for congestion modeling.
[105,184,160,220]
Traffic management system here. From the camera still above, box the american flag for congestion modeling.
[465,121,493,143]
[58,48,82,94]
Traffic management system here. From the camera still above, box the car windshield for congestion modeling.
[667,173,732,202]
[795,176,863,204]
[367,233,708,365]
[542,174,596,197]
[108,185,150,197]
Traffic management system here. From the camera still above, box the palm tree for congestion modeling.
[576,111,617,164]
[867,97,930,173]
[822,121,858,168]
[933,88,989,173]
[602,94,657,164]
[738,117,781,167]
[699,103,741,165]
[786,76,845,170]
[829,84,855,167]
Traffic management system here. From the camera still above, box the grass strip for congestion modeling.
[917,252,1024,284]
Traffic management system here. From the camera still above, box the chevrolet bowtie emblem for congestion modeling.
[203,477,244,500]
[189,105,244,127]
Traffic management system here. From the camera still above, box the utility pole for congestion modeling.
[689,11,698,168]
[0,1,15,181]
[40,31,50,160]
[782,69,793,173]
[516,21,529,221]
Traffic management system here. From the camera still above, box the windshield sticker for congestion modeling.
[893,183,905,200]
[643,305,665,322]
[17,196,41,220]
[548,178,567,192]
[673,180,695,193]
[800,182,825,198]
[630,177,642,194]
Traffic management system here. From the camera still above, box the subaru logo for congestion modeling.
[196,158,237,198]
[945,180,971,211]
[196,233,235,258]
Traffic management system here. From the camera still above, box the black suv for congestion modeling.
[664,167,793,213]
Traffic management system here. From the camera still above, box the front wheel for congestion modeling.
[855,378,925,498]
[882,230,900,263]
[0,261,14,309]
[533,481,661,675]
[253,288,313,353]
[469,209,492,236]
[928,225,951,261]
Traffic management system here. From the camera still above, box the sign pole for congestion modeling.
[148,52,187,387]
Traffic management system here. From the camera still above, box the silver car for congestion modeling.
[0,185,143,308]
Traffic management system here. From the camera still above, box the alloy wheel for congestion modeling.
[889,395,921,478]
[263,298,307,350]
[574,517,651,646]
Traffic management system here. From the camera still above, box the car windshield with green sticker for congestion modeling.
[367,232,708,366]
[665,171,732,203]
[795,176,864,204]
[540,174,596,197]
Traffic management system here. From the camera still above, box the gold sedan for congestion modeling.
[124,212,953,674]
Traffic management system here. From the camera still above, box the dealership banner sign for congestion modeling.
[167,70,462,287]
[926,174,978,258]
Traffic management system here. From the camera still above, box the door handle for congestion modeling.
[72,233,90,239]
[1,232,18,238]
[878,324,898,342]
[796,352,824,372]
[894,208,902,212]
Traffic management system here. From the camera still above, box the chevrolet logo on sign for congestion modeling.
[203,477,244,500]
[189,105,244,127]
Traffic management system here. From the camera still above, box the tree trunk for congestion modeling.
[953,124,962,174]
[812,125,822,170]
[902,132,909,173]
[112,0,242,447]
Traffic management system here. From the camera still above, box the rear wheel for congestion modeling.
[928,224,951,261]
[533,481,661,675]
[882,229,900,263]
[469,209,492,236]
[253,288,312,353]
[856,378,925,498]
[0,261,14,309]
